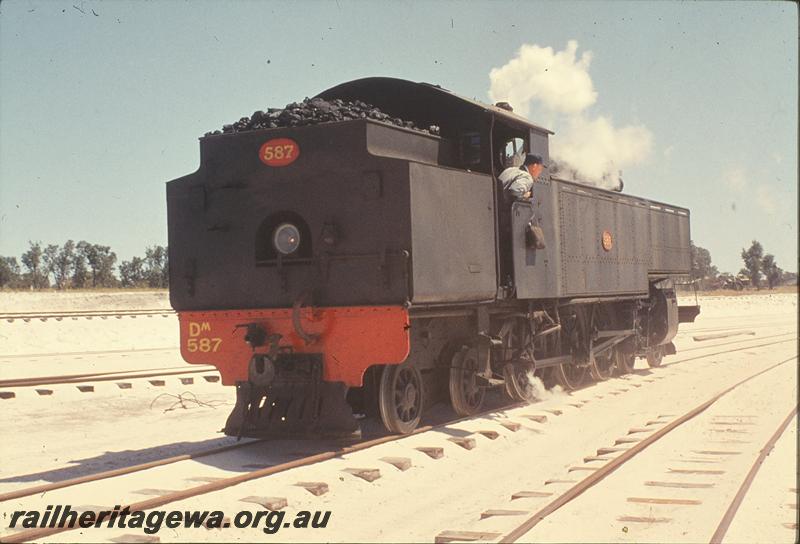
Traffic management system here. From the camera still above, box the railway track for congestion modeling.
[0,309,175,323]
[484,356,797,544]
[663,334,796,365]
[674,317,796,335]
[0,335,795,543]
[0,328,791,405]
[677,331,796,353]
[0,401,526,543]
[0,365,218,389]
[0,346,177,360]
[1,323,792,391]
[708,406,797,543]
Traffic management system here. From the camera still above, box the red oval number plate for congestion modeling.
[259,138,300,167]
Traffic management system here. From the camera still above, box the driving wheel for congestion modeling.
[589,305,617,381]
[553,360,588,390]
[378,363,423,434]
[505,361,538,402]
[554,308,589,390]
[449,346,485,416]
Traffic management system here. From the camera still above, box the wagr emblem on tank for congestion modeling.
[259,138,300,167]
[601,230,613,251]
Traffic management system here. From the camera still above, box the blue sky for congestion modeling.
[1,0,796,275]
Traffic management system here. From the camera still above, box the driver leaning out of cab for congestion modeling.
[499,153,545,204]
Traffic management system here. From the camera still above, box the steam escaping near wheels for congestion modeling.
[520,370,565,403]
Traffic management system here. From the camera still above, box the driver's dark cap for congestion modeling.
[523,153,544,166]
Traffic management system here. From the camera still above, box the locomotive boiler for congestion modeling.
[166,77,699,437]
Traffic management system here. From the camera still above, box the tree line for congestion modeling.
[0,241,168,290]
[1,238,793,292]
[691,240,796,290]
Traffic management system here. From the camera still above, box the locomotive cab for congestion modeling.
[491,120,554,291]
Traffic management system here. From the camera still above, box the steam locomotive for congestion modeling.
[167,77,699,437]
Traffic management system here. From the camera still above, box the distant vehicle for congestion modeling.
[717,273,749,290]
[166,77,700,438]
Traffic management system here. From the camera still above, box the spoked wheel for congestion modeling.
[449,346,485,416]
[589,304,617,381]
[554,308,589,390]
[553,360,588,390]
[590,351,615,381]
[646,346,664,368]
[504,361,538,402]
[378,363,423,434]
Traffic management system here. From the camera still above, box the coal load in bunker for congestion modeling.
[166,77,699,438]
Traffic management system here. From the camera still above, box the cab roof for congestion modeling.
[317,77,553,136]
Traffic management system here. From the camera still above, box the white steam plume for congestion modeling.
[522,370,565,403]
[488,40,597,117]
[552,115,652,182]
[488,41,652,188]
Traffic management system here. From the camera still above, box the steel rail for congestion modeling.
[1,325,790,387]
[1,337,794,542]
[501,354,798,542]
[677,331,796,353]
[709,405,798,544]
[0,439,265,503]
[1,309,174,316]
[0,402,527,543]
[0,346,177,360]
[675,318,796,334]
[0,366,218,388]
[661,337,796,367]
[4,334,790,501]
[0,309,175,321]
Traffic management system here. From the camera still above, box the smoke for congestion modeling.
[488,41,652,188]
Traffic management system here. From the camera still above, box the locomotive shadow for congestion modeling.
[626,368,657,376]
[0,436,345,485]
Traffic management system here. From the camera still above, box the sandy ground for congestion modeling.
[510,355,797,543]
[0,291,179,379]
[0,291,797,543]
[0,290,170,313]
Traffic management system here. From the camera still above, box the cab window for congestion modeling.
[502,137,526,168]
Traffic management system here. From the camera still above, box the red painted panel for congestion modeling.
[178,306,409,387]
